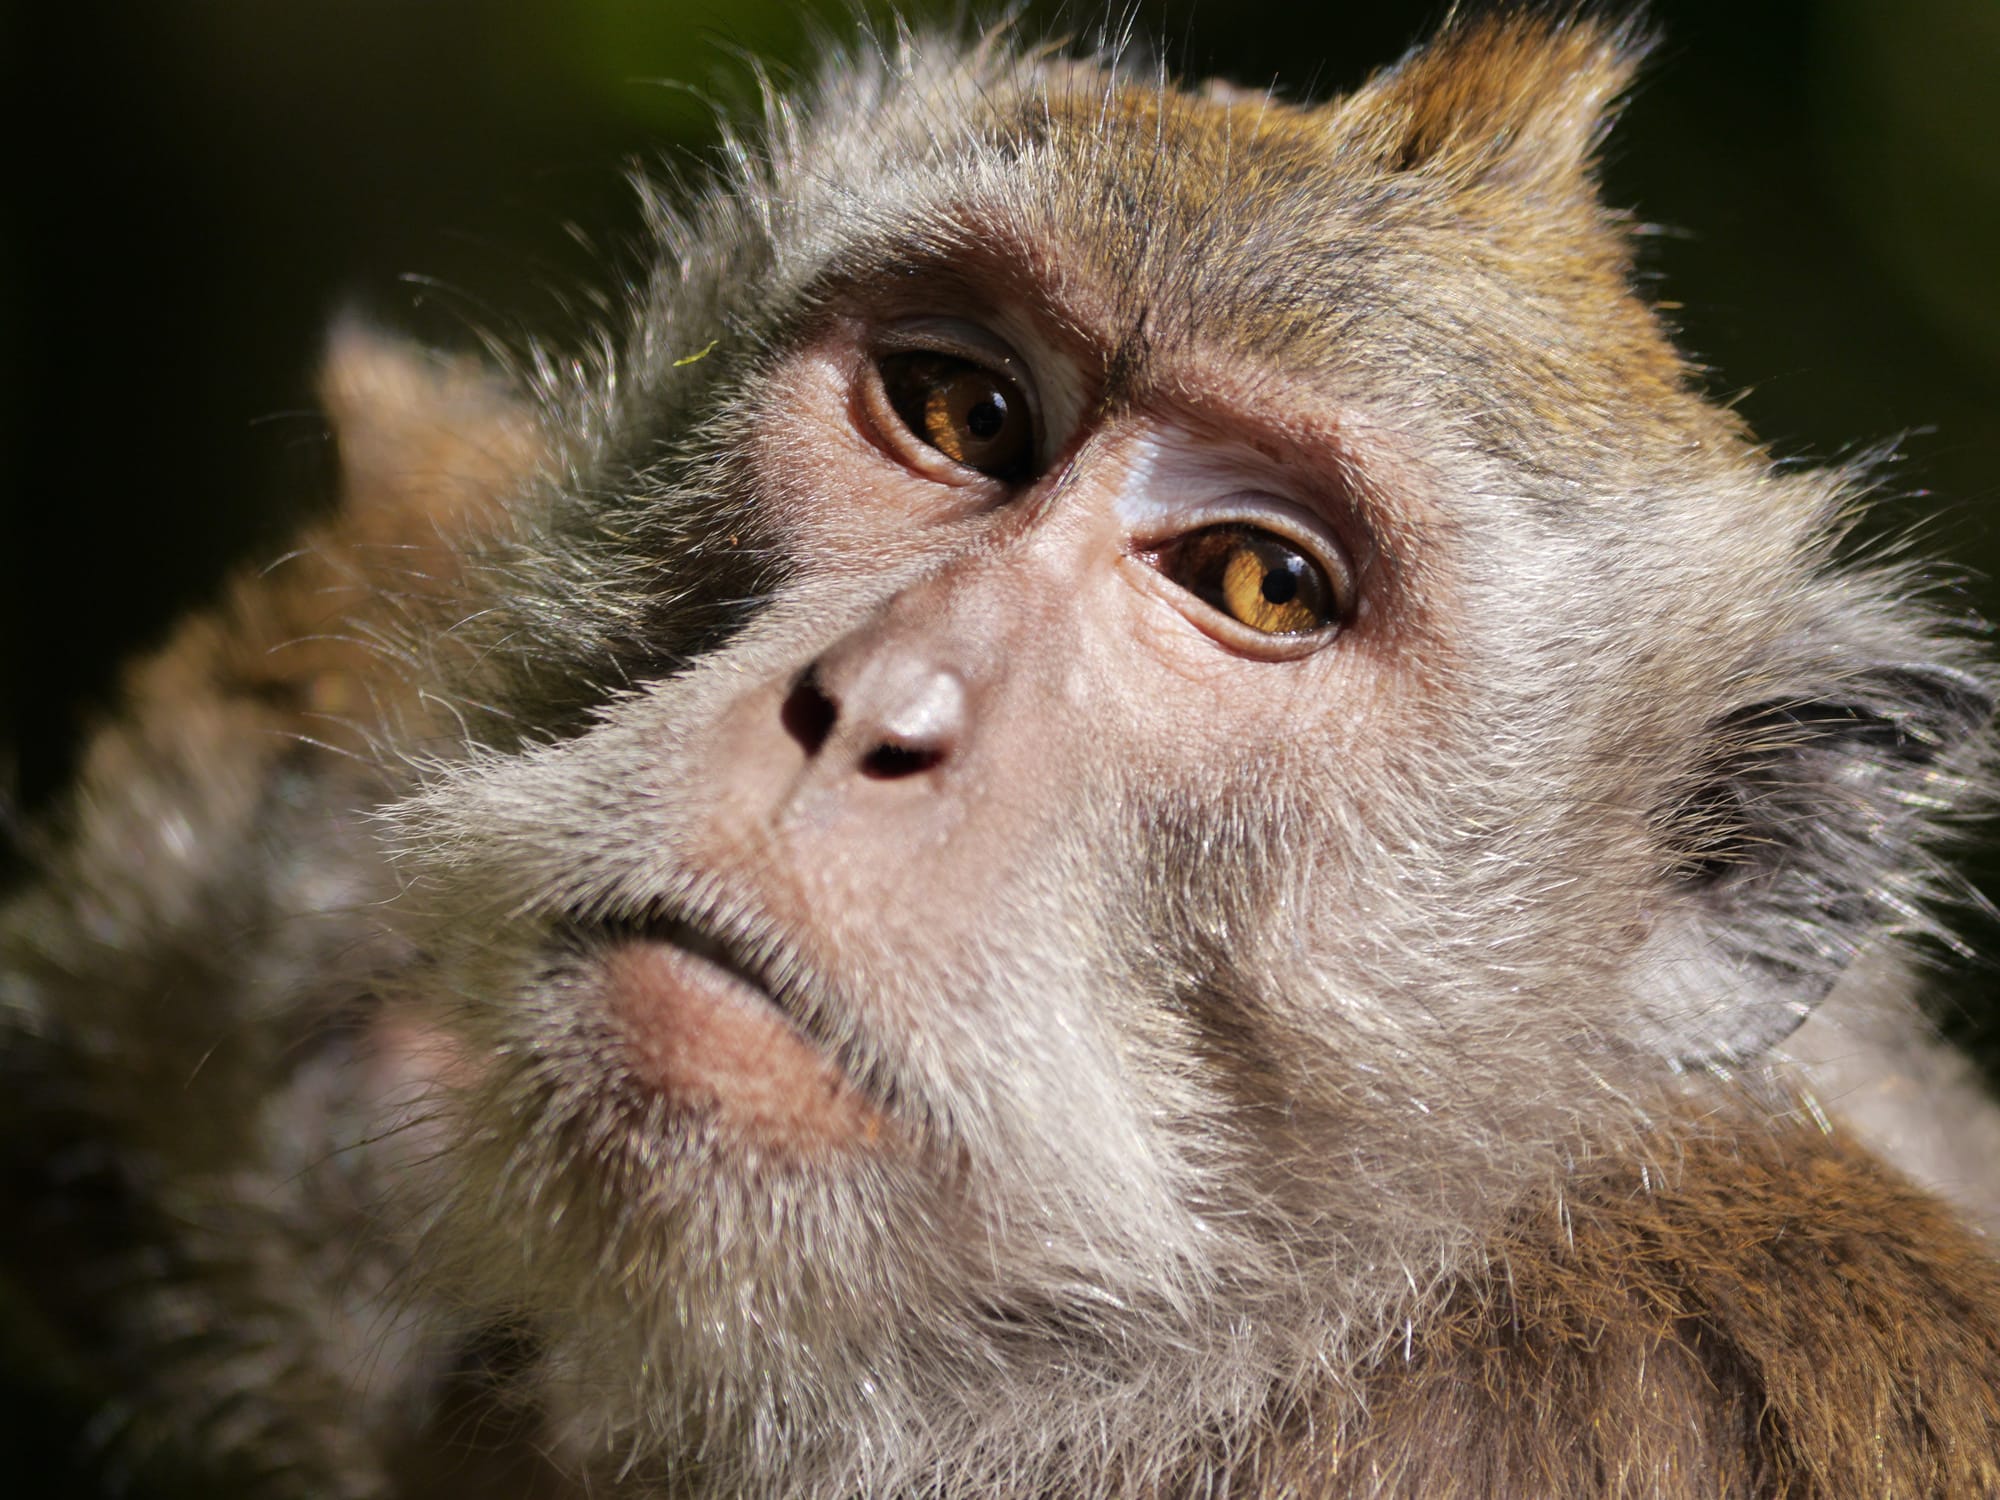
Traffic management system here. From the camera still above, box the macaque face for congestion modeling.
[397,234,1500,1429]
[407,270,1410,1280]
[629,294,1442,1144]
[406,85,1627,1370]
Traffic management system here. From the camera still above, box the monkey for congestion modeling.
[6,8,2000,1497]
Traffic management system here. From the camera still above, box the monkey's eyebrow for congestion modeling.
[807,210,1393,415]
[811,219,1119,374]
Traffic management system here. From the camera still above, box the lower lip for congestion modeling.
[599,938,885,1151]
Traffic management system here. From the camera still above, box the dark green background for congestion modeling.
[3,0,1999,1488]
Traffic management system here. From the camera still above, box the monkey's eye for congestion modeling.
[877,352,1035,482]
[1164,525,1343,636]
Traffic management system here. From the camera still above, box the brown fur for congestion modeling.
[1279,1119,2000,1497]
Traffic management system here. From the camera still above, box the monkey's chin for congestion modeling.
[598,936,887,1153]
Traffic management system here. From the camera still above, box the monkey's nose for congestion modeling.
[781,657,968,780]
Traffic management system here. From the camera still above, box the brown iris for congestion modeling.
[1168,525,1341,635]
[879,351,1035,482]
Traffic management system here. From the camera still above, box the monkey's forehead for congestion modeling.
[764,43,1730,468]
[1005,79,1654,353]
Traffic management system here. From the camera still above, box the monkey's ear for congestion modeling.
[1653,659,1994,1060]
[317,317,541,557]
[1345,11,1649,193]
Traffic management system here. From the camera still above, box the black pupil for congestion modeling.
[1260,561,1299,605]
[966,396,1005,439]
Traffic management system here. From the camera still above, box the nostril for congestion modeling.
[781,671,838,756]
[785,654,966,779]
[861,743,945,779]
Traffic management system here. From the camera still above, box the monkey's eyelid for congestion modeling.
[1144,524,1353,648]
[866,316,1060,454]
[870,317,1041,410]
[1130,500,1357,605]
[868,351,1041,485]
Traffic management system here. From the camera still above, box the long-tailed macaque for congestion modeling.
[6,10,2000,1497]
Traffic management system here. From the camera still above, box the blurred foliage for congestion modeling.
[1821,0,2000,371]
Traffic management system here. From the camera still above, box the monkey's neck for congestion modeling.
[1235,1115,2000,1498]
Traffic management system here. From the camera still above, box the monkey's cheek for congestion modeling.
[600,941,886,1155]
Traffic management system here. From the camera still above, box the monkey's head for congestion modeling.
[367,13,1990,1489]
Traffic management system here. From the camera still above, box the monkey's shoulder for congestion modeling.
[1313,1123,2000,1498]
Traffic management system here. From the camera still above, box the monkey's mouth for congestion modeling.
[611,911,778,1004]
[585,904,805,1030]
[569,906,888,1145]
